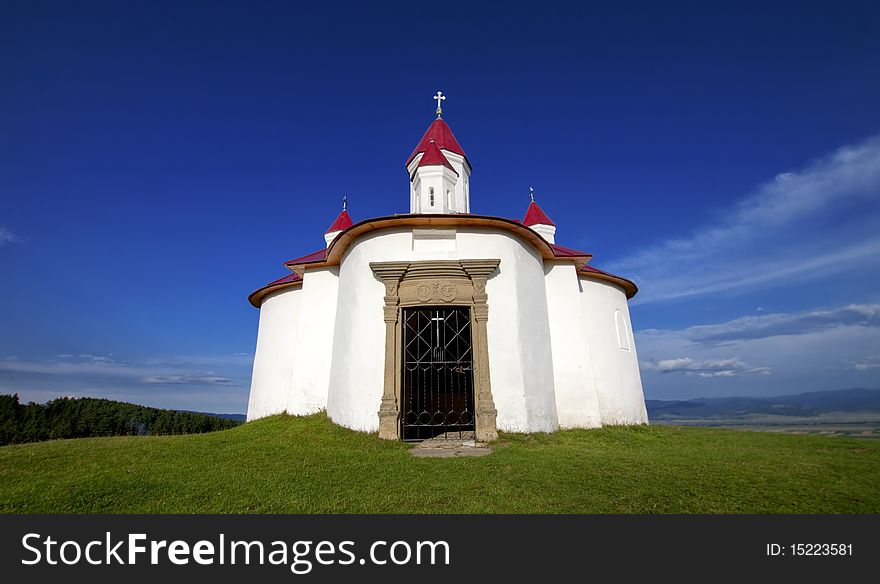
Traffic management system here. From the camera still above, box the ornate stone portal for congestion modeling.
[370,259,501,441]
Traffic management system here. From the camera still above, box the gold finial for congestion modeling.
[433,90,446,118]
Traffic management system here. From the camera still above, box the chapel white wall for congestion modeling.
[325,227,558,433]
[507,237,559,432]
[250,229,647,432]
[544,263,602,428]
[325,240,387,432]
[287,266,340,415]
[247,288,301,421]
[578,278,648,425]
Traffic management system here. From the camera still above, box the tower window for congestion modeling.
[429,187,434,206]
[615,309,631,351]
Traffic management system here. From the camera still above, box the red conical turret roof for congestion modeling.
[325,209,353,234]
[406,118,468,167]
[417,140,458,174]
[522,200,555,227]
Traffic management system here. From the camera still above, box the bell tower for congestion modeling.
[405,91,472,214]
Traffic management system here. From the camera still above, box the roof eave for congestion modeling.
[579,271,638,298]
[319,213,590,267]
[248,279,304,308]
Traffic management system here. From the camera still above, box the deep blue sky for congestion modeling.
[2,1,879,412]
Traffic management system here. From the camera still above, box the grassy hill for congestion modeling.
[1,413,879,514]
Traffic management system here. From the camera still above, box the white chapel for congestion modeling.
[247,93,648,440]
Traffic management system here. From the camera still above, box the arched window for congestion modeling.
[615,309,631,351]
[429,187,434,206]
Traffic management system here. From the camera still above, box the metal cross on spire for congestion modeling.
[433,90,446,118]
[529,186,535,202]
[342,194,347,211]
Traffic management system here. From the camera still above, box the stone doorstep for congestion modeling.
[417,438,482,449]
[407,436,493,457]
[408,446,492,458]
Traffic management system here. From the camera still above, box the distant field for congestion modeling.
[1,413,879,514]
[660,423,880,439]
[652,412,880,439]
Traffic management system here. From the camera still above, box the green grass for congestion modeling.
[1,413,879,513]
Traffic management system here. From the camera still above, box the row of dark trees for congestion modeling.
[0,394,241,446]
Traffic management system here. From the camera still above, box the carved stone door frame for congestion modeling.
[370,259,500,441]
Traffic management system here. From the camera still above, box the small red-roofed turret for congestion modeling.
[521,187,557,243]
[324,196,353,247]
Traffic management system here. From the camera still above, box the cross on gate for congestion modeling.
[430,311,447,363]
[430,312,444,348]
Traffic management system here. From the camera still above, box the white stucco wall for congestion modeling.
[325,241,387,432]
[248,226,647,434]
[544,263,603,428]
[578,278,648,425]
[325,226,558,433]
[247,287,301,421]
[507,238,559,433]
[287,266,340,415]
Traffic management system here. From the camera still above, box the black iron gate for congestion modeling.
[401,306,475,441]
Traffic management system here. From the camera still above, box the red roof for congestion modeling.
[283,248,328,267]
[250,214,637,307]
[522,200,555,227]
[254,255,635,307]
[326,209,353,234]
[549,243,590,258]
[582,264,609,275]
[267,272,302,286]
[406,119,468,167]
[580,263,638,295]
[417,140,458,174]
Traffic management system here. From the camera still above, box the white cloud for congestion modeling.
[143,374,235,386]
[641,357,771,378]
[0,226,22,246]
[77,353,114,363]
[850,356,880,371]
[0,353,251,412]
[636,302,880,399]
[608,134,880,303]
[0,353,247,389]
[682,304,880,345]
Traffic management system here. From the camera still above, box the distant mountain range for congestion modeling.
[192,390,880,425]
[182,411,246,422]
[646,388,880,421]
[182,389,880,426]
